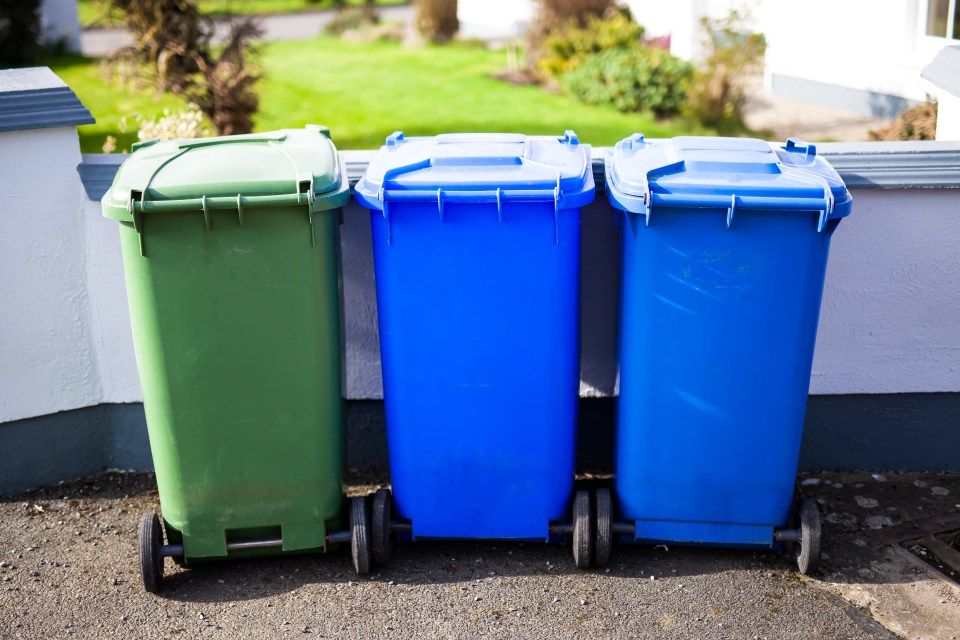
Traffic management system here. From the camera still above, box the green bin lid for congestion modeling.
[102,125,349,222]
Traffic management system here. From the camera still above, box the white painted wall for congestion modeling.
[0,127,101,423]
[40,0,82,53]
[811,188,960,394]
[933,93,960,140]
[81,199,141,403]
[3,130,960,424]
[457,0,534,39]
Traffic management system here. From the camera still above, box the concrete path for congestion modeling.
[742,78,892,142]
[80,4,413,58]
[2,470,958,638]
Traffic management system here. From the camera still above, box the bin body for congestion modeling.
[606,136,852,547]
[355,132,595,540]
[102,128,350,560]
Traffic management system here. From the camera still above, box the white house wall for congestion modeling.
[762,0,934,104]
[40,0,82,53]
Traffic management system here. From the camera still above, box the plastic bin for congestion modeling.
[354,131,602,566]
[101,127,374,590]
[605,135,853,574]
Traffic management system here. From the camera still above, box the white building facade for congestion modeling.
[458,0,960,118]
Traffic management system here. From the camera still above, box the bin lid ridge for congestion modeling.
[354,132,595,210]
[102,127,349,221]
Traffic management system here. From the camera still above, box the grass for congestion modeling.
[78,0,407,27]
[47,55,192,153]
[48,38,711,153]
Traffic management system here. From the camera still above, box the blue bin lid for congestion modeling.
[354,131,595,212]
[605,135,852,230]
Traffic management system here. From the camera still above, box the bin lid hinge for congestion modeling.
[299,177,317,246]
[642,181,652,226]
[201,195,211,230]
[377,189,392,245]
[817,184,835,232]
[790,165,836,233]
[726,193,736,229]
[437,188,444,222]
[128,190,147,257]
[236,195,245,227]
[496,187,503,222]
[553,173,562,243]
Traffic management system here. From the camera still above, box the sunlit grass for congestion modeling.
[48,38,711,153]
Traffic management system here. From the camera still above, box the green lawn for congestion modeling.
[49,38,710,153]
[78,0,407,27]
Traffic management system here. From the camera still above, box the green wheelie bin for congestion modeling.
[101,126,370,591]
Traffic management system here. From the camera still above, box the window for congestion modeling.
[927,0,960,39]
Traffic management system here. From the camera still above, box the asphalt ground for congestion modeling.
[2,470,958,639]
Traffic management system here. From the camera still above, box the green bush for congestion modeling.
[526,0,615,71]
[562,46,693,118]
[539,9,644,79]
[684,9,766,133]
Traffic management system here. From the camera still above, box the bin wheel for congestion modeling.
[371,488,393,566]
[350,496,372,576]
[795,498,822,575]
[594,488,612,567]
[572,490,592,569]
[138,511,163,593]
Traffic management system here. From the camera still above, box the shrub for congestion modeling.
[562,46,693,118]
[526,0,614,69]
[684,9,766,133]
[870,99,938,141]
[137,105,211,141]
[104,0,263,135]
[324,6,380,36]
[187,18,263,136]
[106,0,209,93]
[413,0,458,44]
[539,9,645,79]
[0,1,42,66]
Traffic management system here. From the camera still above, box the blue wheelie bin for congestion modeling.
[605,135,853,574]
[354,131,598,567]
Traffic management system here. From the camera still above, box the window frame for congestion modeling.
[925,0,959,40]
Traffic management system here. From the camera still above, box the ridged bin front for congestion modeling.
[355,132,595,540]
[606,135,852,547]
[102,128,350,560]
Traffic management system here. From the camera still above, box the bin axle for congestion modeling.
[773,528,801,543]
[158,529,378,557]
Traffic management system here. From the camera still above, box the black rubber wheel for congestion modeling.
[795,498,823,575]
[138,511,163,593]
[594,488,612,567]
[371,488,393,566]
[572,490,593,569]
[350,496,372,576]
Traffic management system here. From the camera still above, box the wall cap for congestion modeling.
[80,140,960,199]
[0,67,95,134]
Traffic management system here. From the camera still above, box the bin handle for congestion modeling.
[131,192,314,213]
[176,132,288,150]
